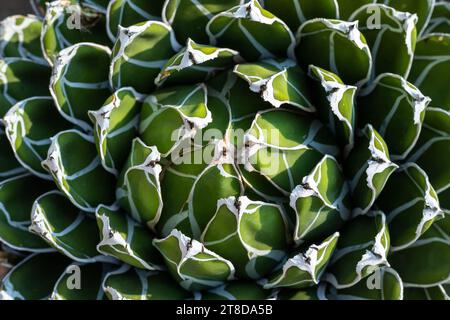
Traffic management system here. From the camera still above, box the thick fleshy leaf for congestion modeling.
[389,216,450,288]
[51,262,111,300]
[88,87,143,175]
[153,229,236,291]
[29,191,112,263]
[408,108,450,213]
[157,140,244,239]
[234,59,315,111]
[106,0,165,40]
[241,109,339,197]
[41,1,110,65]
[308,65,356,153]
[377,163,444,251]
[96,205,164,270]
[103,264,191,300]
[0,252,70,300]
[140,84,211,157]
[383,0,435,36]
[50,43,112,131]
[335,0,373,20]
[41,130,116,212]
[202,281,270,300]
[0,15,45,64]
[0,128,26,182]
[324,267,404,300]
[264,232,339,289]
[206,0,296,61]
[205,70,274,149]
[344,125,398,216]
[423,2,450,35]
[272,286,323,300]
[3,97,72,179]
[0,174,53,252]
[409,34,450,112]
[296,19,372,87]
[264,0,339,32]
[0,58,51,117]
[349,4,417,79]
[162,0,244,44]
[82,0,110,13]
[290,156,350,244]
[116,141,163,228]
[155,39,242,87]
[202,196,288,279]
[323,211,390,289]
[109,21,180,94]
[358,73,430,160]
[404,284,450,300]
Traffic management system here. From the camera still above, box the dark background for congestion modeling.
[1,0,33,19]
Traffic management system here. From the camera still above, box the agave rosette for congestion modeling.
[0,0,449,300]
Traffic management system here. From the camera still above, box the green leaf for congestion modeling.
[296,19,372,87]
[41,129,116,212]
[96,204,164,270]
[349,4,417,79]
[324,267,404,300]
[241,109,339,196]
[106,0,165,40]
[409,34,450,112]
[273,286,323,300]
[140,84,211,157]
[103,264,192,300]
[116,141,163,228]
[202,281,270,300]
[202,196,289,279]
[323,211,390,289]
[383,0,435,37]
[50,42,112,131]
[29,191,112,263]
[0,252,71,300]
[264,232,339,289]
[3,97,73,179]
[207,0,296,61]
[156,38,242,87]
[154,229,236,291]
[51,262,111,300]
[423,2,450,35]
[234,59,315,111]
[404,284,449,300]
[158,141,244,239]
[82,0,110,13]
[0,15,46,64]
[358,73,430,160]
[344,125,398,215]
[308,65,356,153]
[264,0,339,32]
[0,174,54,252]
[290,156,350,244]
[378,163,444,251]
[162,0,243,44]
[0,128,26,182]
[0,58,51,117]
[408,108,450,213]
[335,0,374,20]
[88,87,143,176]
[389,216,450,288]
[41,1,110,65]
[109,21,181,94]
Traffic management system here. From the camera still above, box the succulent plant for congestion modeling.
[0,0,449,300]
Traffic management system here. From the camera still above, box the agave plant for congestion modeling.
[0,0,448,300]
